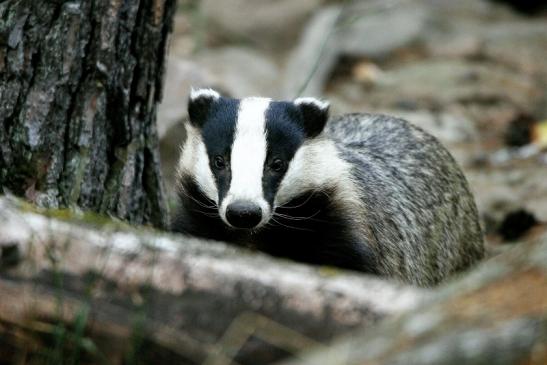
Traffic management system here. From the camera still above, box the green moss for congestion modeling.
[15,198,132,230]
[318,266,343,277]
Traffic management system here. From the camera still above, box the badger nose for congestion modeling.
[225,201,262,229]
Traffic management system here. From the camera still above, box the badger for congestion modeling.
[172,88,484,286]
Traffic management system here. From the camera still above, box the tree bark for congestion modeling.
[0,0,174,228]
[0,196,425,365]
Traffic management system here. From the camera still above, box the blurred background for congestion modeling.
[158,0,547,252]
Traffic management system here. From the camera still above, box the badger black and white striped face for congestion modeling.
[180,88,329,230]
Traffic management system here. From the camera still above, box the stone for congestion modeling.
[282,6,341,98]
[483,21,547,75]
[336,2,428,58]
[195,46,281,98]
[283,2,429,98]
[157,58,213,138]
[426,34,482,58]
[373,60,539,110]
[468,160,547,234]
[325,59,542,130]
[200,0,322,50]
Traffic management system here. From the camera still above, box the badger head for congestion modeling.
[180,88,330,231]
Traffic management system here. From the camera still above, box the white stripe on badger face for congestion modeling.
[178,124,218,203]
[220,97,271,227]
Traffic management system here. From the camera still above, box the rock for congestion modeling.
[468,160,547,233]
[327,59,542,138]
[424,0,514,19]
[482,21,547,75]
[280,232,547,365]
[195,46,281,98]
[169,11,197,60]
[322,1,547,149]
[422,1,547,73]
[336,2,428,58]
[425,14,547,75]
[374,60,539,110]
[283,2,429,98]
[157,58,213,138]
[282,6,341,98]
[200,0,322,51]
[426,33,482,59]
[421,0,513,58]
[326,54,546,161]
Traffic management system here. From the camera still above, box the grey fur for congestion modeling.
[327,113,484,286]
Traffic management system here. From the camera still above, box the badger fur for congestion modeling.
[172,88,484,286]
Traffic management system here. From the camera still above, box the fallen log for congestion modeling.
[0,196,426,364]
[279,231,547,365]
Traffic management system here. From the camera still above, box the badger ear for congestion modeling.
[188,88,221,128]
[294,97,330,138]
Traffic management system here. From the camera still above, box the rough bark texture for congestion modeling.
[0,196,426,365]
[281,233,547,365]
[0,0,174,228]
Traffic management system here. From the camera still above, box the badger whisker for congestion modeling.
[277,188,334,210]
[178,188,218,209]
[190,208,219,218]
[273,210,322,221]
[270,217,314,232]
[276,189,322,209]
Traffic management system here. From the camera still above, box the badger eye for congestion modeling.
[269,158,285,172]
[213,155,226,170]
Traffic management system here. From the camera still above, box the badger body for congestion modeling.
[172,89,484,286]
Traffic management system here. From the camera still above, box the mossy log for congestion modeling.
[0,197,426,364]
[0,0,174,227]
[281,233,547,365]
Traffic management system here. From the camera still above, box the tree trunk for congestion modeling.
[0,196,425,365]
[0,0,175,228]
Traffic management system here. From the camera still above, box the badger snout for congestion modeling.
[225,200,263,229]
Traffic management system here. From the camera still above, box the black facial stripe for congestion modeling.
[263,101,306,205]
[200,97,240,203]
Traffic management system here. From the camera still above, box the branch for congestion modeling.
[0,196,425,364]
[280,233,547,365]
